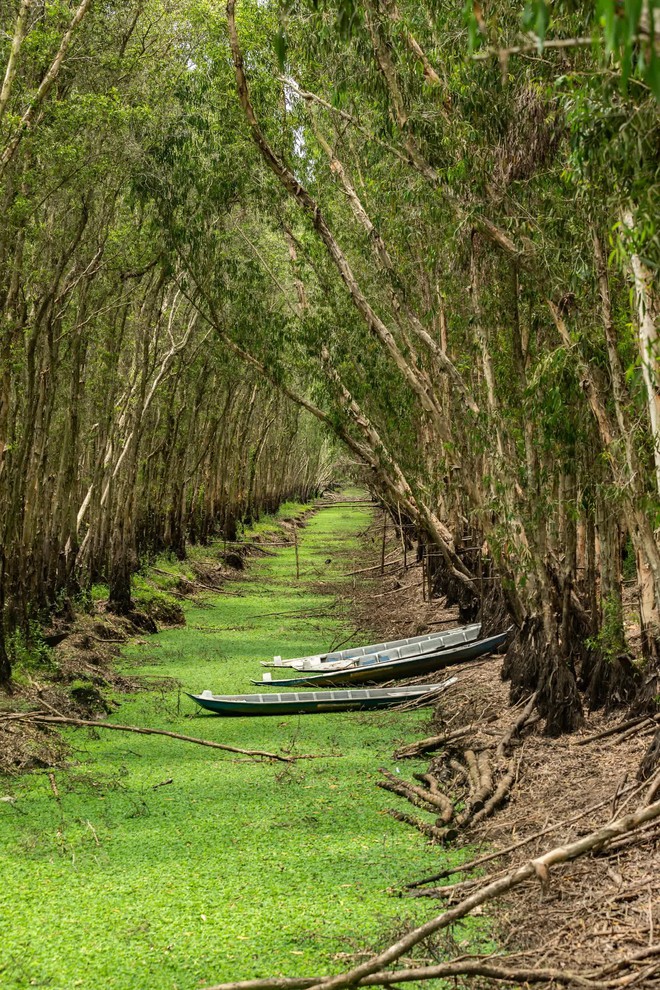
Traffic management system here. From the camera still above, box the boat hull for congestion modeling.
[188,681,454,717]
[256,629,511,688]
[267,622,482,668]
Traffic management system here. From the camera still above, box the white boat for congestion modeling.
[263,622,482,671]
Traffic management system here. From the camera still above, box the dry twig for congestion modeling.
[5,713,314,763]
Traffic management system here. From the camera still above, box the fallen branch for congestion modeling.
[594,816,660,856]
[278,798,660,990]
[369,583,417,599]
[574,714,659,747]
[496,692,537,757]
[343,555,405,577]
[385,807,452,843]
[393,725,473,760]
[248,605,337,619]
[202,952,657,990]
[390,678,458,712]
[611,716,657,746]
[405,780,639,888]
[0,710,51,722]
[8,714,306,763]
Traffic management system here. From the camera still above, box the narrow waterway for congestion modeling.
[0,501,481,989]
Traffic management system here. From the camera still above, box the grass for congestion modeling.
[0,499,488,989]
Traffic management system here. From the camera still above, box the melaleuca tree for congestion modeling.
[0,0,334,681]
[197,0,660,730]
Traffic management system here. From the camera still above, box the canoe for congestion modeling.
[265,622,482,668]
[254,628,512,688]
[188,679,457,717]
[263,623,483,673]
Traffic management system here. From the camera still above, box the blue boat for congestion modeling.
[254,629,512,688]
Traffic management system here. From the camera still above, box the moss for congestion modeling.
[131,577,185,626]
[90,583,109,602]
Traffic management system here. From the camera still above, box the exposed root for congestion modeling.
[387,693,536,844]
[639,728,660,781]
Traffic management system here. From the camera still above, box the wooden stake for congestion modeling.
[396,502,406,572]
[293,523,300,580]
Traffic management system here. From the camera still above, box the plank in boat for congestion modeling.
[265,622,482,669]
[188,679,456,717]
[255,629,512,688]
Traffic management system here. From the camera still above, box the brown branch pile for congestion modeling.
[380,694,538,845]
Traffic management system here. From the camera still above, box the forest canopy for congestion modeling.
[0,0,659,731]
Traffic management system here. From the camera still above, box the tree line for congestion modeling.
[0,0,334,682]
[1,0,659,730]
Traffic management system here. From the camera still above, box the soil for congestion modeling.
[338,512,660,987]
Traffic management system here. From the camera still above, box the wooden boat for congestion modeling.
[265,622,482,669]
[188,679,456,717]
[255,629,512,688]
[263,624,483,674]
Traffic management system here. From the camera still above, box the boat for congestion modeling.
[263,623,483,673]
[265,622,482,669]
[254,628,512,688]
[188,679,457,717]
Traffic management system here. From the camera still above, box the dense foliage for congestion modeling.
[1,0,659,726]
[0,0,334,680]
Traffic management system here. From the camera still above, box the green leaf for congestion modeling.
[646,53,660,102]
[521,0,549,47]
[273,28,288,71]
[598,0,617,51]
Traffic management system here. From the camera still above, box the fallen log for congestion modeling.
[376,777,438,815]
[8,714,307,763]
[464,749,480,792]
[416,773,453,823]
[287,798,660,990]
[449,757,469,784]
[471,758,516,826]
[203,945,660,990]
[471,751,493,811]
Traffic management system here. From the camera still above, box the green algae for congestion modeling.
[0,501,488,990]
